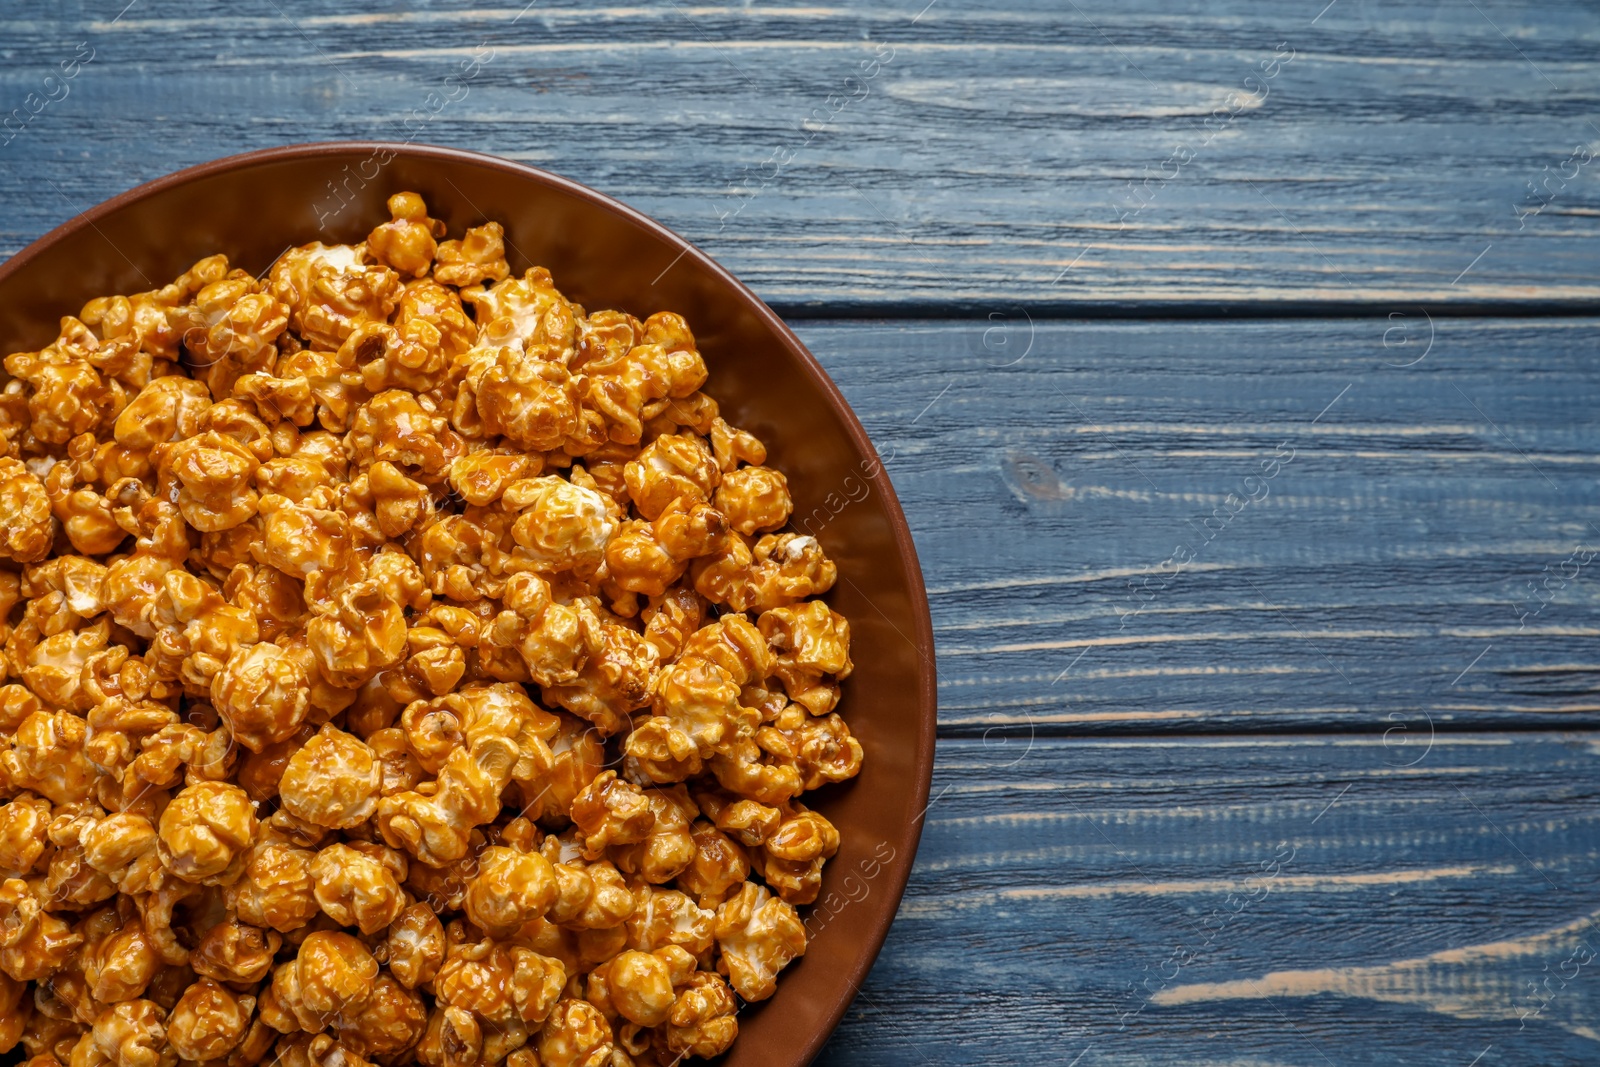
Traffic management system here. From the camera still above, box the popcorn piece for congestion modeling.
[714,465,792,536]
[415,1005,479,1067]
[90,999,174,1067]
[604,499,727,599]
[752,802,840,906]
[539,603,658,736]
[693,531,839,615]
[675,820,751,910]
[255,494,352,581]
[334,972,426,1057]
[171,273,289,400]
[156,780,258,885]
[3,712,97,807]
[460,346,583,452]
[768,704,863,792]
[154,430,261,533]
[227,838,319,933]
[505,475,616,576]
[311,842,404,935]
[462,267,577,359]
[706,737,803,808]
[626,615,769,782]
[109,378,212,476]
[508,945,566,1028]
[713,882,806,1002]
[624,886,714,958]
[0,877,81,981]
[375,739,515,867]
[536,999,614,1067]
[570,771,654,856]
[581,314,709,448]
[3,327,120,449]
[261,931,377,1031]
[543,849,635,930]
[42,459,124,556]
[432,222,511,288]
[267,244,402,351]
[366,192,445,279]
[759,599,853,716]
[395,279,475,362]
[0,794,53,875]
[189,918,282,985]
[588,947,694,1028]
[608,786,697,885]
[346,390,464,483]
[79,904,158,1003]
[363,460,433,539]
[165,979,253,1062]
[462,845,556,939]
[0,459,58,564]
[211,642,311,753]
[623,433,719,522]
[79,814,162,897]
[365,727,424,797]
[278,725,381,831]
[663,971,740,1060]
[413,513,507,603]
[524,713,604,826]
[381,903,445,990]
[446,450,532,507]
[43,808,118,910]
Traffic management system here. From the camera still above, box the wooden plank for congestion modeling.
[789,317,1600,734]
[2,1,1599,309]
[815,734,1600,1066]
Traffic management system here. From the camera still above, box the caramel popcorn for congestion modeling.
[225,838,318,934]
[260,929,377,1032]
[714,882,807,1002]
[589,946,694,1027]
[81,906,159,1003]
[380,903,444,990]
[156,780,257,885]
[0,192,862,1065]
[367,193,445,279]
[461,844,555,939]
[0,792,52,874]
[336,972,427,1057]
[759,599,853,716]
[91,999,174,1067]
[0,458,57,563]
[310,842,404,935]
[432,222,511,288]
[165,979,253,1062]
[664,970,740,1060]
[210,642,310,753]
[536,999,614,1067]
[278,725,380,831]
[189,918,281,985]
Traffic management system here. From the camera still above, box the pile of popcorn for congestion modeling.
[0,193,862,1067]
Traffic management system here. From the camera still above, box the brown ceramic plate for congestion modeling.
[0,143,936,1065]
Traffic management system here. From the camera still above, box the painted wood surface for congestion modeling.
[792,316,1600,736]
[817,734,1600,1066]
[2,0,1600,310]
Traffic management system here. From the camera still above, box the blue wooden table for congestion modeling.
[5,1,1600,1063]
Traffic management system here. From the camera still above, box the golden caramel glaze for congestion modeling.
[0,192,861,1066]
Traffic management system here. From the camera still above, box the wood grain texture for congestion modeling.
[2,0,1599,309]
[816,734,1600,1066]
[790,316,1600,735]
